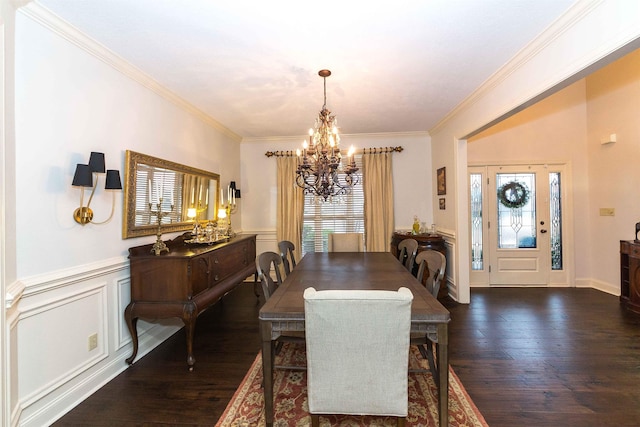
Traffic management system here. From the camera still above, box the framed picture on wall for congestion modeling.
[437,167,446,195]
[439,198,446,210]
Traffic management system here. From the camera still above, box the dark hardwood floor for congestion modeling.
[54,283,640,426]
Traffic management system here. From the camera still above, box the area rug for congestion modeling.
[216,343,488,426]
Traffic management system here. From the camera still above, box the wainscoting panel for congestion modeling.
[248,229,278,256]
[17,283,108,406]
[440,232,457,301]
[116,276,132,351]
[14,258,179,427]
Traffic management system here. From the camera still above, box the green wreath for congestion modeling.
[497,181,530,209]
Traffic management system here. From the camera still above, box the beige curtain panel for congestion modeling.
[276,156,304,262]
[363,152,394,252]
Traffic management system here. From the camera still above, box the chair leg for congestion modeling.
[397,417,406,427]
[310,414,320,427]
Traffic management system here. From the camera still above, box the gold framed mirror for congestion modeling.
[123,150,220,239]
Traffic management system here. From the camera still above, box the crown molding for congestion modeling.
[19,2,243,143]
[241,130,430,143]
[429,0,603,135]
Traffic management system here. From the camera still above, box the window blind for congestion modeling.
[301,154,364,255]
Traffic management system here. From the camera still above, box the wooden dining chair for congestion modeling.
[411,249,446,380]
[414,249,446,298]
[397,238,418,271]
[256,251,285,300]
[255,251,305,370]
[277,240,297,276]
[304,287,413,427]
[327,232,364,252]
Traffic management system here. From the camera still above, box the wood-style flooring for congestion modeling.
[53,283,640,426]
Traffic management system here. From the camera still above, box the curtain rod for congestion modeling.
[265,146,404,157]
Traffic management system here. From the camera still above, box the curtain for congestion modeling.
[363,152,394,252]
[276,156,304,261]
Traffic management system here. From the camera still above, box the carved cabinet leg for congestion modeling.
[183,303,197,371]
[124,303,139,365]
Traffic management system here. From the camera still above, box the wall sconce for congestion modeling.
[72,151,122,225]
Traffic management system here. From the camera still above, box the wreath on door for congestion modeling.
[497,181,530,209]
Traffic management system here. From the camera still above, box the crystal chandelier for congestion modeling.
[296,69,359,201]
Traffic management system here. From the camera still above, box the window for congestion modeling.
[301,154,364,255]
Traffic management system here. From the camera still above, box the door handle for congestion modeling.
[540,229,548,234]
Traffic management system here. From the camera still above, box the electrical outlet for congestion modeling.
[88,333,98,351]
[599,208,615,216]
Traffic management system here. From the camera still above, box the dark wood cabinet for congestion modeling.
[620,240,640,315]
[391,231,447,298]
[125,233,257,370]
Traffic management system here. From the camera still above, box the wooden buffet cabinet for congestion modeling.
[390,231,448,299]
[620,240,640,315]
[125,233,257,370]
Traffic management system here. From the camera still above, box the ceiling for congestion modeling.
[36,0,576,139]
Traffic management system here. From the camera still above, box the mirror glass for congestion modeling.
[123,150,220,238]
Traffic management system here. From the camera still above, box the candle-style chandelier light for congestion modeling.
[296,69,359,201]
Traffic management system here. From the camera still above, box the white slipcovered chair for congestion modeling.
[303,287,413,426]
[327,232,364,252]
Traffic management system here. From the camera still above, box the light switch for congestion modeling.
[599,208,615,216]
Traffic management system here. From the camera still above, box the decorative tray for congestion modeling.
[184,236,230,245]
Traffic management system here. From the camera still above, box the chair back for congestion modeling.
[414,249,446,297]
[277,240,297,276]
[304,287,412,418]
[327,232,364,252]
[397,238,418,271]
[256,251,285,300]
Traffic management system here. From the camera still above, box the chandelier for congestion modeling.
[296,69,359,201]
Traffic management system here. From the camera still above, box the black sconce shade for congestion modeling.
[230,181,236,190]
[89,152,106,173]
[105,169,122,190]
[72,164,93,187]
[235,189,241,199]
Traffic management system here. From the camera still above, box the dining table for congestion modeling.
[258,251,451,426]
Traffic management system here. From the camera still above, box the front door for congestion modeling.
[487,165,550,285]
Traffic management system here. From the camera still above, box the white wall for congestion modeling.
[467,81,589,285]
[240,133,433,255]
[9,7,242,426]
[586,49,640,289]
[430,0,640,303]
[466,51,640,295]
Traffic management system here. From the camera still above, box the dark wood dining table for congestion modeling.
[259,251,451,426]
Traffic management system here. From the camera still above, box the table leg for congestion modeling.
[261,322,274,427]
[437,323,449,426]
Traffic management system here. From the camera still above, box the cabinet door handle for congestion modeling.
[214,274,219,281]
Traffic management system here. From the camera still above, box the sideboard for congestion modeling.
[125,233,257,370]
[620,240,640,315]
[390,231,447,298]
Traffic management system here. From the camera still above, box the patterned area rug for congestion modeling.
[216,343,488,426]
